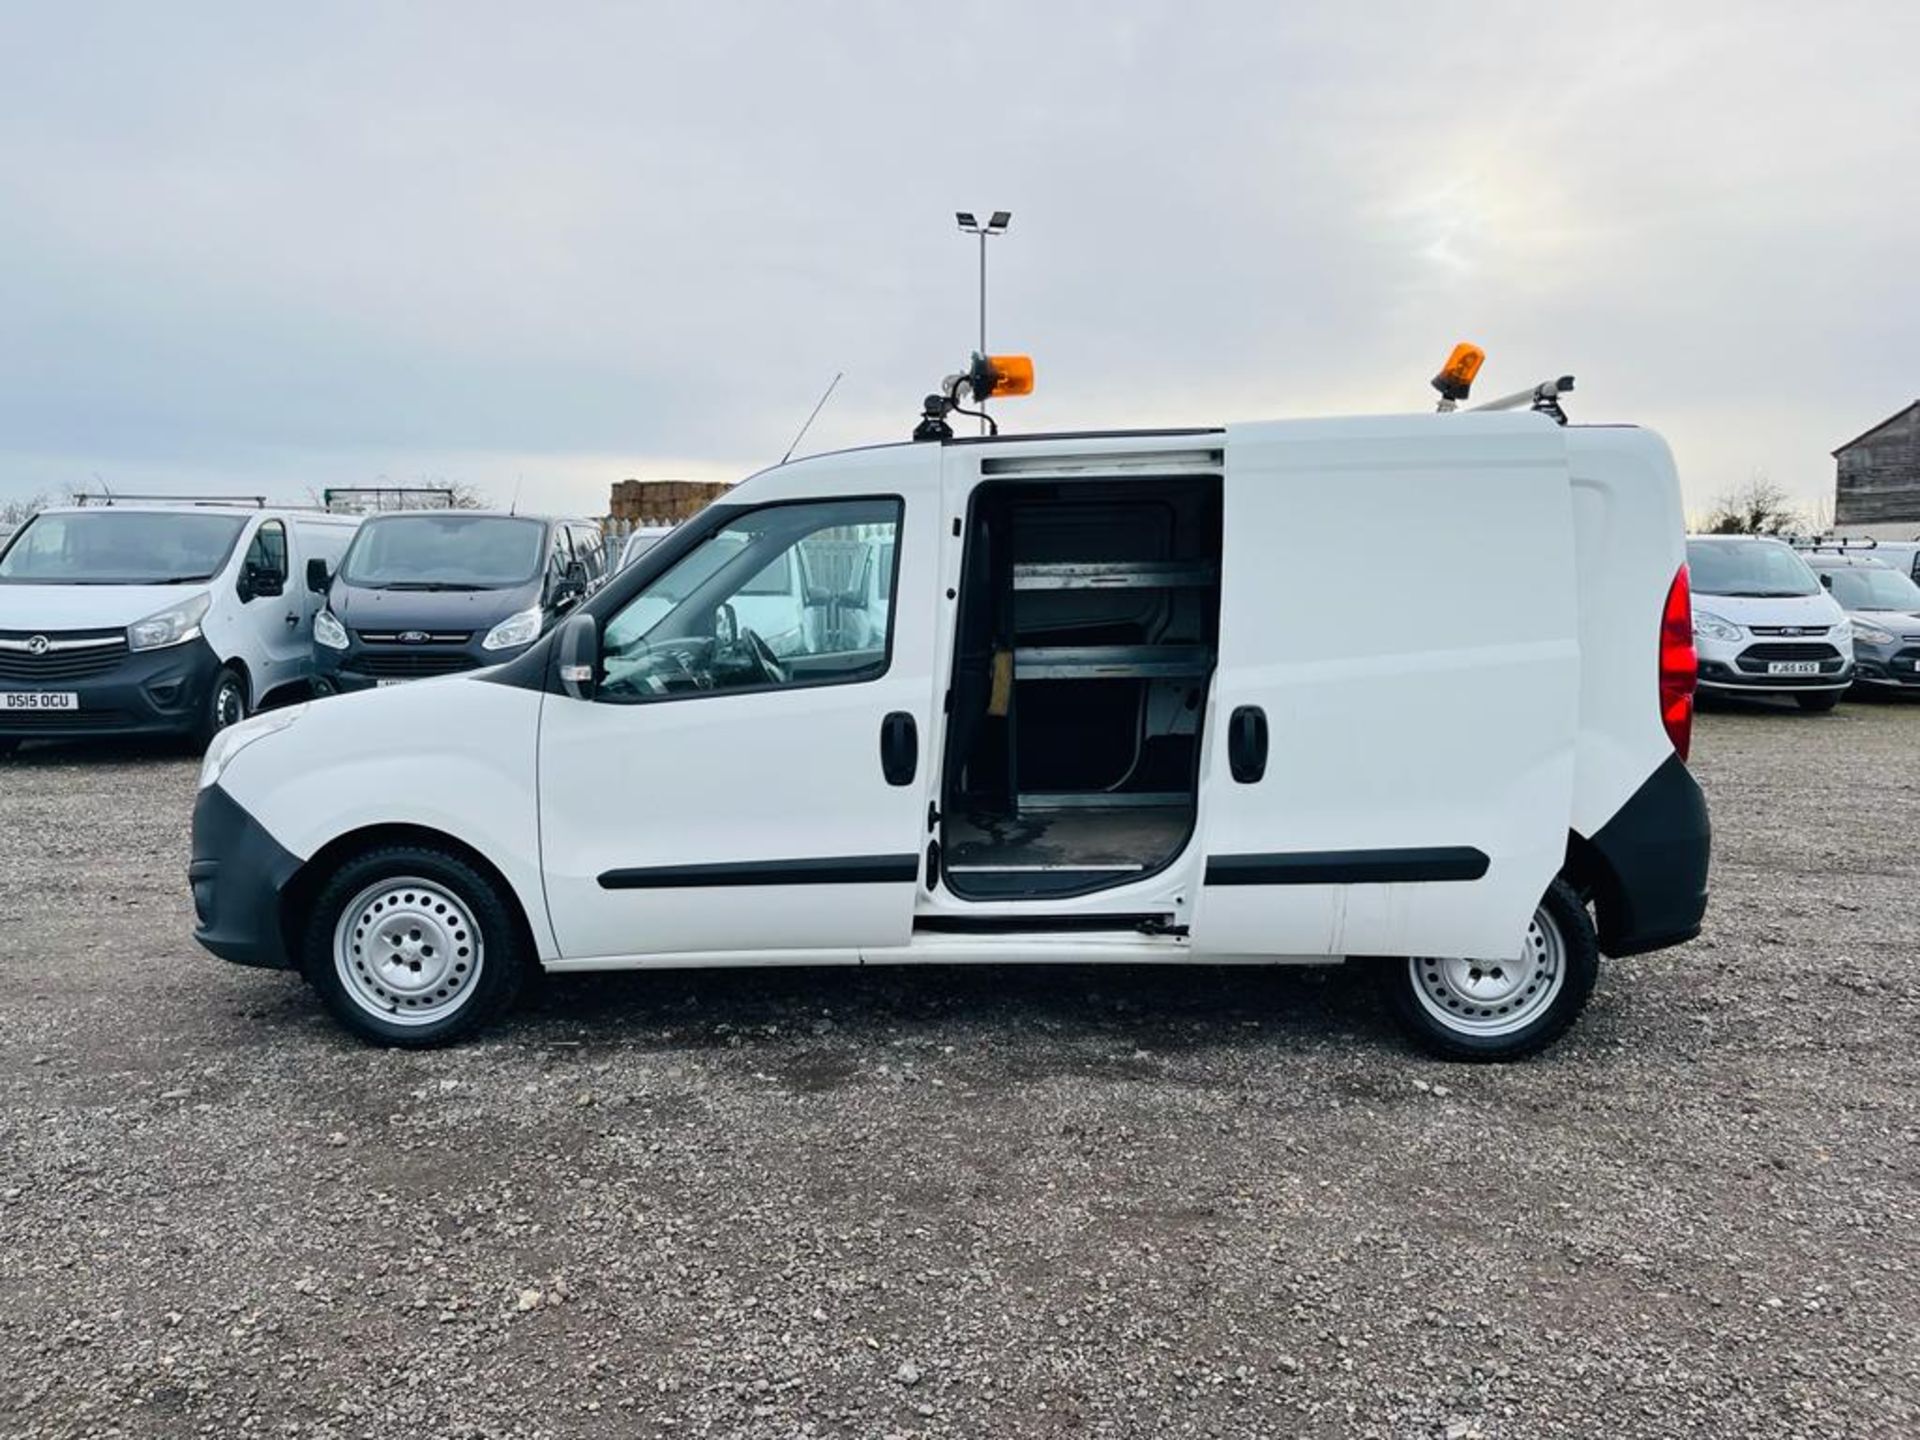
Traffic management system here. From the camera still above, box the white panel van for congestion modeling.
[188,385,1710,1060]
[0,502,359,751]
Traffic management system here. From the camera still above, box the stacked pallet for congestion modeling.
[608,479,732,526]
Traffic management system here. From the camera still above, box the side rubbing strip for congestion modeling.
[598,855,920,890]
[1204,847,1490,886]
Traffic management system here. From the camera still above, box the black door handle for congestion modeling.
[1228,705,1268,783]
[880,712,918,786]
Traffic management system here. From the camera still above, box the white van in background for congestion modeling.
[189,354,1711,1063]
[1686,535,1853,711]
[0,501,359,752]
[618,525,675,570]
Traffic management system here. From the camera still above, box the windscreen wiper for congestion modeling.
[382,581,489,591]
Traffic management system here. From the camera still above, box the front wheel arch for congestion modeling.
[280,823,541,976]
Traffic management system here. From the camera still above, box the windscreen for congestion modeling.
[0,511,248,585]
[1824,564,1920,612]
[341,514,545,589]
[1686,539,1821,598]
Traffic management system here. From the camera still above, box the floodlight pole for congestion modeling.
[956,210,1011,434]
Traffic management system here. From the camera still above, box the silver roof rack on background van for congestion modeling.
[71,492,267,508]
[322,486,458,514]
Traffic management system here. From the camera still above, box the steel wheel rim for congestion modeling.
[214,680,245,731]
[333,876,483,1027]
[1409,904,1566,1038]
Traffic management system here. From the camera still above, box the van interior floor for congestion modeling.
[944,804,1193,875]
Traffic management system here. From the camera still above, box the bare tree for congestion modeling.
[1703,472,1805,537]
[0,490,50,528]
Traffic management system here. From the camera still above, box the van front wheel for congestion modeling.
[302,845,527,1047]
[1382,879,1599,1062]
[195,666,250,748]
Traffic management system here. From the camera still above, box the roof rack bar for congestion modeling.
[322,486,459,513]
[1469,376,1576,425]
[72,492,267,507]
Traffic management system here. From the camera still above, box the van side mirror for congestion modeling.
[306,558,331,594]
[1819,574,1833,589]
[555,560,590,606]
[552,611,599,700]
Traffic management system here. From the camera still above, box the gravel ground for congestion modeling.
[3,700,1917,1439]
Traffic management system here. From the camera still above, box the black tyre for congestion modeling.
[0,738,20,760]
[1794,691,1841,713]
[1380,878,1599,1062]
[195,665,250,748]
[301,844,528,1048]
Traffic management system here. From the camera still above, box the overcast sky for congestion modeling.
[2,1,1915,519]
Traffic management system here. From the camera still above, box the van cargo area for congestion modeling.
[940,474,1223,898]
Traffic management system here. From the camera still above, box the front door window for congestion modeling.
[599,498,901,702]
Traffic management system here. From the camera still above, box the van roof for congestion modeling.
[759,410,1589,484]
[1803,552,1893,569]
[38,502,358,522]
[352,509,593,524]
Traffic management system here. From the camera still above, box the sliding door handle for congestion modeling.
[880,712,918,786]
[1228,705,1268,784]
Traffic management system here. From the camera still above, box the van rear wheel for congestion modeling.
[1382,879,1598,1062]
[302,844,527,1047]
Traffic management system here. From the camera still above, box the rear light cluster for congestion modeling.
[1660,564,1698,761]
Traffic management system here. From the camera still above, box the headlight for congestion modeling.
[1850,620,1890,646]
[1691,610,1741,643]
[313,608,349,650]
[482,606,544,652]
[1830,618,1852,645]
[128,593,212,652]
[198,704,307,790]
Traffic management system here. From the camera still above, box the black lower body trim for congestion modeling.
[190,784,303,969]
[1204,846,1490,886]
[914,913,1181,936]
[597,854,920,890]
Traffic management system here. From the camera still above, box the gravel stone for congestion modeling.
[2,701,1918,1437]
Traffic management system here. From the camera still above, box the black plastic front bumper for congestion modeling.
[1852,642,1920,688]
[1584,753,1712,957]
[189,783,303,970]
[0,637,223,741]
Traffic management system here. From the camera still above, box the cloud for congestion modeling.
[0,0,1915,517]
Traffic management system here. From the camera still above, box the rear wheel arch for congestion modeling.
[1561,829,1634,958]
[280,823,540,972]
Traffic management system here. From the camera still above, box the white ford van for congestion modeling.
[188,362,1710,1060]
[1686,536,1853,710]
[0,501,360,752]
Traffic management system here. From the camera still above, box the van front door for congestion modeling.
[536,476,936,962]
[1193,418,1580,962]
[237,518,305,700]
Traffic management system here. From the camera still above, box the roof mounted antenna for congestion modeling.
[913,351,1035,441]
[781,371,843,465]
